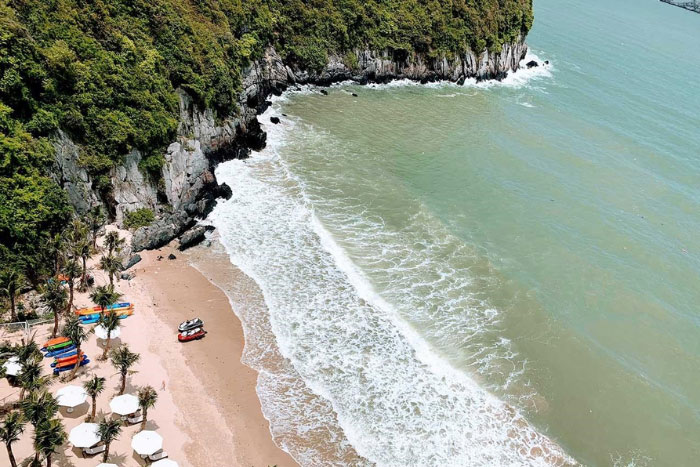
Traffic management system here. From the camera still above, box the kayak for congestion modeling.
[80,309,133,324]
[52,358,89,375]
[43,340,73,352]
[45,345,76,358]
[178,328,207,342]
[42,337,70,350]
[75,303,132,316]
[51,353,84,368]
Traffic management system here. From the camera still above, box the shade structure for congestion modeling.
[152,460,178,467]
[69,423,100,448]
[94,324,121,340]
[131,430,163,455]
[56,385,88,408]
[2,357,21,376]
[97,464,118,467]
[109,394,139,415]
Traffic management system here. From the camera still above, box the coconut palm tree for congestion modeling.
[104,231,125,256]
[97,418,121,463]
[98,311,120,360]
[98,255,123,286]
[110,345,140,395]
[89,285,122,316]
[83,375,106,422]
[21,390,58,430]
[62,315,90,380]
[137,386,158,431]
[0,269,25,322]
[88,206,105,250]
[0,411,25,467]
[41,280,67,338]
[62,259,82,314]
[33,418,66,467]
[16,336,41,365]
[48,233,65,278]
[74,237,92,292]
[18,358,47,401]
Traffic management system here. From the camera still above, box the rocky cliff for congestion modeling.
[53,40,528,252]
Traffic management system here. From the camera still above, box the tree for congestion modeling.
[62,259,82,314]
[74,237,92,292]
[97,418,121,463]
[98,255,122,286]
[21,390,58,430]
[41,280,67,338]
[33,418,66,467]
[66,219,91,292]
[89,285,121,316]
[137,386,158,431]
[18,358,47,401]
[83,375,106,422]
[0,269,25,322]
[48,233,64,278]
[62,315,90,380]
[87,207,106,249]
[98,311,120,360]
[104,231,125,256]
[110,345,140,395]
[0,411,25,467]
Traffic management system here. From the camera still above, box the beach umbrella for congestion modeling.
[97,464,118,467]
[94,324,121,340]
[2,357,21,376]
[152,460,178,467]
[109,394,139,415]
[131,430,163,455]
[56,385,88,411]
[69,422,100,448]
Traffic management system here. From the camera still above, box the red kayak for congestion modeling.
[178,328,206,342]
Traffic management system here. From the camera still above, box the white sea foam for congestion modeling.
[208,99,576,466]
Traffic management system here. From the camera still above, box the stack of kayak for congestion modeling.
[41,337,90,375]
[177,318,207,342]
[75,302,134,324]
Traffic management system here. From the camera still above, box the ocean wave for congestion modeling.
[208,101,575,466]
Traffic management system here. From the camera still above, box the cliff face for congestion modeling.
[54,40,528,252]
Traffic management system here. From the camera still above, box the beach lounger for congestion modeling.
[127,413,144,424]
[82,443,106,456]
[148,450,168,461]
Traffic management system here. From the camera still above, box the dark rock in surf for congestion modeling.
[351,93,358,97]
[270,116,280,124]
[178,225,215,251]
[456,76,466,86]
[320,89,328,95]
[526,60,539,68]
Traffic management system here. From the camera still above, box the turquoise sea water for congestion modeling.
[210,0,700,465]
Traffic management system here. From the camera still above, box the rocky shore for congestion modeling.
[52,40,528,252]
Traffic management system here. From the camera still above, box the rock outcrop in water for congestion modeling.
[54,39,528,251]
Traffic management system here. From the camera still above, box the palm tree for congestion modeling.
[16,336,41,365]
[88,206,105,250]
[104,231,125,256]
[62,259,82,314]
[33,418,66,467]
[98,311,120,360]
[98,255,123,286]
[62,315,90,380]
[97,418,121,463]
[110,345,140,395]
[41,280,67,338]
[0,269,25,322]
[89,285,122,316]
[137,386,158,431]
[74,237,92,292]
[21,390,58,430]
[18,358,47,401]
[66,219,91,292]
[83,375,106,422]
[0,411,25,467]
[48,233,64,278]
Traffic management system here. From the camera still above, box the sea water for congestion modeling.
[208,0,700,465]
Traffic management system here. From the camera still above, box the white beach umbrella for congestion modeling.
[2,357,21,376]
[152,460,178,467]
[131,430,163,455]
[94,324,121,340]
[109,394,139,415]
[56,385,88,409]
[97,464,118,467]
[69,422,100,448]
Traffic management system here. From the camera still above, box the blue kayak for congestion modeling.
[45,345,76,358]
[52,358,90,375]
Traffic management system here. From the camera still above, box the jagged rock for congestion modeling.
[351,93,358,97]
[123,254,142,270]
[120,272,134,280]
[320,89,328,95]
[270,116,280,124]
[526,60,539,68]
[178,225,215,251]
[168,253,177,260]
[456,76,466,86]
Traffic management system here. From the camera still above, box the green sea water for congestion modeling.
[211,0,700,465]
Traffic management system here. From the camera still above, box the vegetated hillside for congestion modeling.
[0,0,532,283]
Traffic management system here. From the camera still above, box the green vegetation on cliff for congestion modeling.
[0,0,532,292]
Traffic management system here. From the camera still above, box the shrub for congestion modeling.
[123,208,155,230]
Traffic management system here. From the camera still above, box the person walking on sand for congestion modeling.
[161,380,166,391]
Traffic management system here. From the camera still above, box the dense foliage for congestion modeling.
[0,0,532,286]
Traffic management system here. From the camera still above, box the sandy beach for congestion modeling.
[0,232,296,467]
